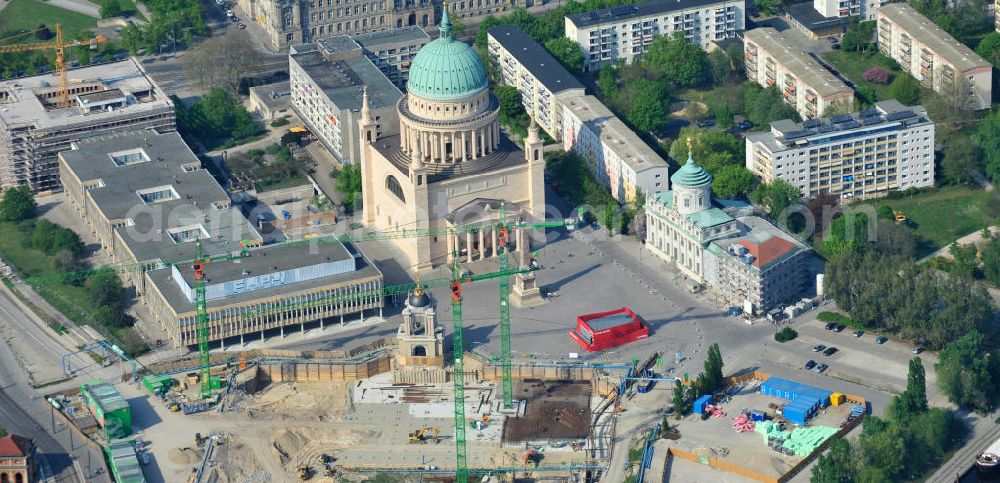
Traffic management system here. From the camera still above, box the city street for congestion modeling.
[0,315,110,483]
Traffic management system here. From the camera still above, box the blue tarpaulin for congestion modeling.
[693,394,713,414]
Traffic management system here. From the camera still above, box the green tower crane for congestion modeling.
[449,256,469,483]
[497,203,514,410]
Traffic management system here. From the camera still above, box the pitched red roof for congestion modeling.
[738,236,797,269]
[0,435,32,457]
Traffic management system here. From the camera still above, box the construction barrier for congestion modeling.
[666,447,779,483]
[258,356,391,382]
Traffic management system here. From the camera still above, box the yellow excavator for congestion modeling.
[296,465,311,480]
[407,427,440,444]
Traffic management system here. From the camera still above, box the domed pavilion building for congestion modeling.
[358,10,545,270]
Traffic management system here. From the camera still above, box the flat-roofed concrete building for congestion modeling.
[813,0,887,20]
[877,3,992,110]
[745,100,935,200]
[744,28,854,119]
[565,0,745,72]
[561,95,669,204]
[0,58,175,194]
[784,3,848,40]
[319,26,430,90]
[249,81,292,121]
[487,25,586,141]
[290,39,402,164]
[645,152,812,313]
[232,0,434,51]
[59,131,383,347]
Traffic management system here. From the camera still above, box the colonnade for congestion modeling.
[445,226,525,263]
[400,121,501,163]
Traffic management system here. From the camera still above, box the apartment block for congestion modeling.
[744,28,855,120]
[351,26,430,88]
[561,96,669,204]
[564,0,745,72]
[813,0,887,20]
[290,39,402,164]
[877,3,991,110]
[0,59,175,194]
[745,100,935,200]
[233,0,434,51]
[487,25,586,141]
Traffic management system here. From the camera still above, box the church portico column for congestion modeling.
[478,229,485,261]
[466,232,473,263]
[461,131,467,160]
[446,230,454,262]
[492,228,498,258]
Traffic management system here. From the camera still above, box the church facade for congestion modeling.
[358,10,545,270]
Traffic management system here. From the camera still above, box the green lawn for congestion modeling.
[864,187,998,256]
[821,50,901,103]
[0,221,148,356]
[0,0,98,44]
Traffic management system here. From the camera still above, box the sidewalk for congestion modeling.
[918,225,999,263]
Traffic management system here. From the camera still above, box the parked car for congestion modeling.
[823,347,838,356]
[697,119,716,128]
[812,344,826,352]
[875,336,888,345]
[912,346,923,354]
[832,324,845,333]
[824,322,836,330]
[238,23,246,29]
[814,363,828,374]
[226,9,233,16]
[853,330,864,338]
[737,120,752,130]
[804,360,817,370]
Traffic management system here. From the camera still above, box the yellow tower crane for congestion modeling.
[0,24,106,108]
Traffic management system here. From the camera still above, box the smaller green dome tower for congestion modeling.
[406,8,489,101]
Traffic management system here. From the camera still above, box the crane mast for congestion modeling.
[449,257,469,483]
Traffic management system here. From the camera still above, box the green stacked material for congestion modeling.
[104,439,146,483]
[81,380,132,439]
[755,421,790,444]
[209,375,225,390]
[141,375,172,395]
[782,426,840,457]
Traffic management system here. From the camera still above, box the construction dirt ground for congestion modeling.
[130,373,596,483]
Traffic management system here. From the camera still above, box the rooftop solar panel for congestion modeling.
[840,120,861,129]
[830,114,853,123]
[862,117,881,126]
[802,119,821,128]
[817,124,835,133]
[610,5,635,16]
[860,108,879,118]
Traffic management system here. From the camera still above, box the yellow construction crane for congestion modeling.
[0,24,106,108]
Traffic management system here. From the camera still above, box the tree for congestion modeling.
[857,417,906,478]
[120,25,145,56]
[941,139,982,185]
[0,186,36,222]
[976,31,1000,67]
[889,73,920,106]
[629,208,647,243]
[86,270,126,309]
[700,343,724,394]
[642,32,709,87]
[754,0,783,16]
[935,330,999,411]
[857,84,879,105]
[495,85,523,120]
[744,84,800,127]
[889,357,928,422]
[545,37,584,73]
[100,0,123,18]
[974,109,1000,185]
[625,79,668,133]
[712,165,756,199]
[863,67,890,84]
[183,30,262,92]
[982,238,1000,286]
[34,24,52,41]
[671,380,688,418]
[336,163,363,212]
[709,49,734,87]
[811,439,858,483]
[750,179,801,220]
[54,249,81,272]
[842,19,876,53]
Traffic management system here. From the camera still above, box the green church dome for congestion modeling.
[405,9,488,101]
[671,149,713,188]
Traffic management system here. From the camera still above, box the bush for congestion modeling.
[863,67,890,84]
[270,117,290,128]
[0,186,37,222]
[817,311,862,328]
[774,327,798,342]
